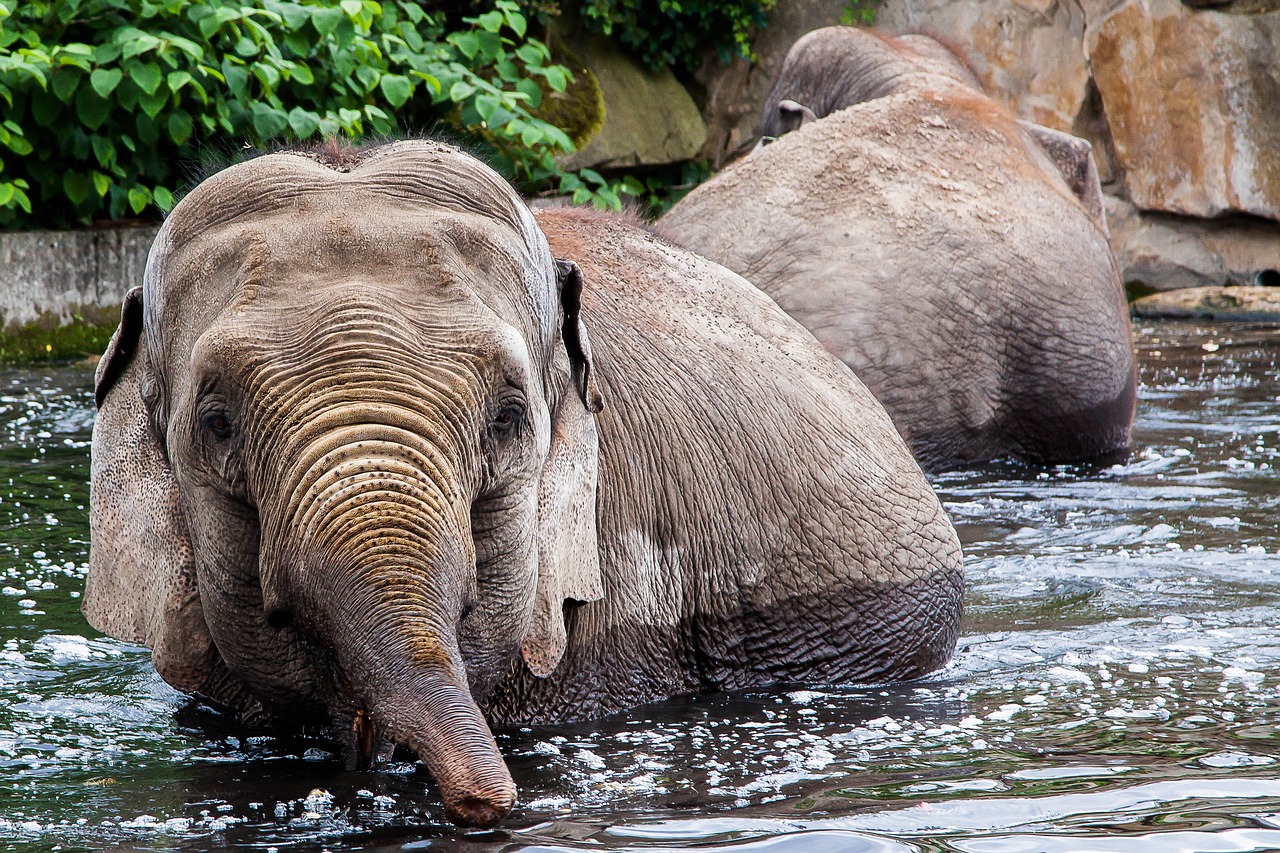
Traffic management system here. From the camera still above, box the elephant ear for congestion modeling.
[83,286,217,693]
[1018,120,1108,237]
[520,259,604,678]
[776,99,818,135]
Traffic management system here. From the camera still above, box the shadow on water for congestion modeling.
[1,320,1278,852]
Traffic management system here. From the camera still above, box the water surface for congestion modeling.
[1,321,1278,852]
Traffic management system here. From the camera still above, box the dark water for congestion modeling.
[2,321,1279,852]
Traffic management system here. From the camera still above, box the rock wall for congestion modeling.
[696,0,1280,291]
[0,225,154,332]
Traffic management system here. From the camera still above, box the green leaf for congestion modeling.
[197,12,221,38]
[311,6,344,35]
[379,73,412,107]
[135,112,160,144]
[31,96,61,128]
[448,80,475,102]
[476,11,503,33]
[91,171,110,198]
[90,135,114,167]
[288,62,314,85]
[128,62,163,96]
[93,42,122,65]
[167,111,193,145]
[252,63,280,91]
[515,77,541,109]
[63,172,91,206]
[0,184,13,208]
[127,185,152,214]
[474,93,498,122]
[449,31,480,59]
[224,64,250,97]
[515,44,543,68]
[286,106,319,137]
[52,70,80,103]
[354,64,378,93]
[153,185,174,211]
[543,65,568,92]
[340,0,363,18]
[140,88,168,119]
[249,102,288,139]
[3,132,33,156]
[89,67,123,97]
[505,10,527,38]
[75,87,111,130]
[166,70,192,93]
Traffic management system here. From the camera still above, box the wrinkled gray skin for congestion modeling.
[84,141,963,828]
[661,27,1136,471]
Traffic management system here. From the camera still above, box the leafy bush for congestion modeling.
[578,0,776,73]
[0,0,596,228]
[840,1,878,26]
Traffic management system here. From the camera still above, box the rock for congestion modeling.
[1106,196,1226,291]
[554,30,707,171]
[877,0,1094,134]
[1086,0,1280,220]
[1105,194,1280,291]
[1131,286,1280,320]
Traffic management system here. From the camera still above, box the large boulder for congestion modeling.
[1107,195,1280,291]
[1086,0,1280,220]
[555,31,707,171]
[876,0,1095,134]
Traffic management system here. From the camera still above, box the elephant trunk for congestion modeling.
[372,666,516,827]
[258,423,515,826]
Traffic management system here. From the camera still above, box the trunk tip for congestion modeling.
[445,790,516,828]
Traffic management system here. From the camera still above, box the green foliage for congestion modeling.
[839,1,878,26]
[578,0,776,73]
[605,159,712,219]
[0,0,630,228]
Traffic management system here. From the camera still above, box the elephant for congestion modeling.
[83,139,963,829]
[660,27,1136,472]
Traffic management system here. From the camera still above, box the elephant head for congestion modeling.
[760,28,980,138]
[83,141,605,826]
[759,27,1107,232]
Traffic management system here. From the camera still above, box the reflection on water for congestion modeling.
[0,321,1277,852]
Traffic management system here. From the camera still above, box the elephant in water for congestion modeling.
[84,141,963,827]
[660,27,1136,472]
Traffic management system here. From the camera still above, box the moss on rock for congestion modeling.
[535,43,606,151]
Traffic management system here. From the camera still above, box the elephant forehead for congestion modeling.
[146,206,551,364]
[149,141,560,349]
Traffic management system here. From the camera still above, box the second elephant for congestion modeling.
[661,27,1136,472]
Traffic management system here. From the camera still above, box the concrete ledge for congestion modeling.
[1,225,157,332]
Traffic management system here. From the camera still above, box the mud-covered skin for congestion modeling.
[83,141,962,826]
[662,27,1135,472]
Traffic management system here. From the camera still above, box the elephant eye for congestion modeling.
[489,403,525,436]
[201,410,236,440]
